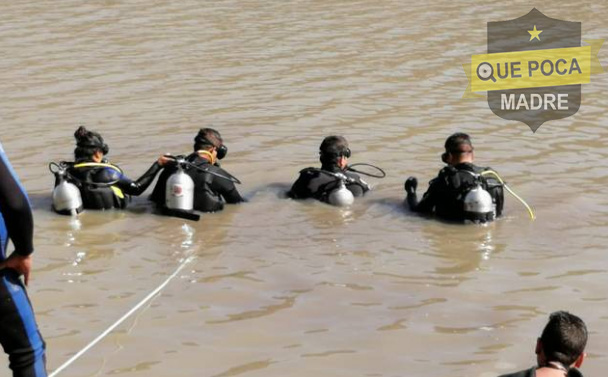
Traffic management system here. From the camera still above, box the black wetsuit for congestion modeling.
[61,160,162,210]
[498,366,583,377]
[288,164,370,202]
[0,142,47,377]
[150,154,244,212]
[407,162,504,222]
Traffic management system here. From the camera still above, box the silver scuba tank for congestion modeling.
[327,179,355,207]
[166,161,195,211]
[52,169,83,216]
[463,184,494,222]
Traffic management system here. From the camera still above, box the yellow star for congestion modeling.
[528,25,542,41]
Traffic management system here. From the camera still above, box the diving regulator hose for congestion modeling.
[481,170,535,220]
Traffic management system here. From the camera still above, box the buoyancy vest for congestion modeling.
[434,164,504,221]
[65,162,127,210]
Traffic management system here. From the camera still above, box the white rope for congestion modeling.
[49,256,193,377]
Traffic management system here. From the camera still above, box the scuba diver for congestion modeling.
[404,132,505,222]
[288,136,380,206]
[150,128,245,213]
[51,126,169,213]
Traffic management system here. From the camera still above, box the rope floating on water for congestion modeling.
[49,256,193,377]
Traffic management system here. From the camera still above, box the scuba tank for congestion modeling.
[50,163,83,216]
[165,157,195,211]
[327,174,355,207]
[463,184,495,222]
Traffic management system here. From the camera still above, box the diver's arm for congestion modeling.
[118,161,163,197]
[221,185,245,204]
[345,172,370,197]
[488,175,505,217]
[347,182,366,197]
[495,186,504,217]
[287,180,304,199]
[149,168,173,204]
[413,189,436,213]
[483,167,505,217]
[288,172,310,199]
[405,191,419,210]
[0,153,34,257]
[214,170,245,204]
[405,176,437,214]
[0,151,34,284]
[360,180,371,194]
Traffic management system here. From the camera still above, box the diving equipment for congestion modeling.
[463,184,495,222]
[50,162,83,216]
[327,177,355,207]
[165,157,195,211]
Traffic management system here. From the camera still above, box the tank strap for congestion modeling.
[110,186,125,199]
[73,162,123,174]
[73,162,125,199]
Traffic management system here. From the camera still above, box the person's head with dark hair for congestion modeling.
[442,132,474,166]
[536,311,588,369]
[193,128,227,164]
[73,126,109,162]
[319,135,351,170]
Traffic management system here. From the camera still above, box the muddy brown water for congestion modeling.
[1,1,607,376]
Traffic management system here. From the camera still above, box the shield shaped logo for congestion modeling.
[486,9,581,132]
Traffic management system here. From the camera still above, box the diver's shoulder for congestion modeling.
[298,167,320,176]
[72,159,121,170]
[208,163,233,175]
[444,163,499,175]
[344,170,361,180]
[497,366,536,377]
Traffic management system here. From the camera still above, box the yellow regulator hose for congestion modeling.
[481,170,536,220]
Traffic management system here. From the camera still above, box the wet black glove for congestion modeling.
[404,177,417,195]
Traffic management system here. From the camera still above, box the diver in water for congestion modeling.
[150,128,245,212]
[404,132,504,222]
[53,126,169,211]
[288,136,370,205]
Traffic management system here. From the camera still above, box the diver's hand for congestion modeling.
[158,155,173,167]
[405,177,418,195]
[0,253,32,286]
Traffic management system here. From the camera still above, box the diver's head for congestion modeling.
[74,126,109,163]
[194,128,227,163]
[536,311,587,369]
[319,135,351,170]
[442,132,474,166]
